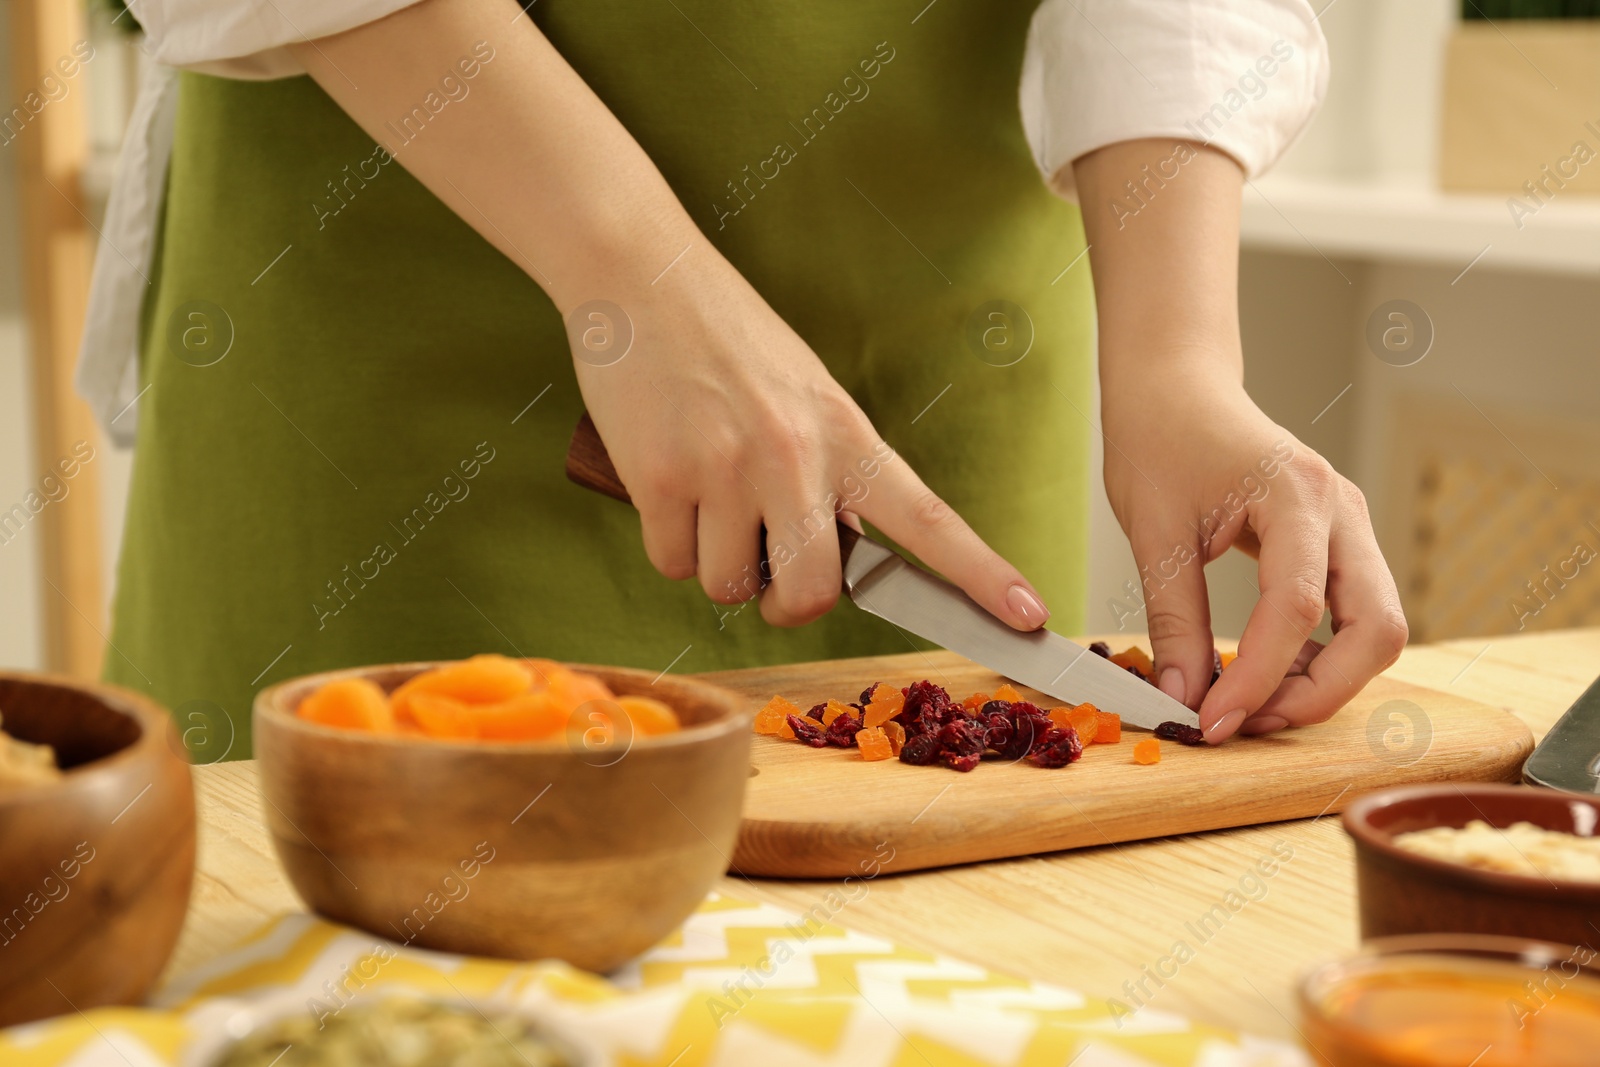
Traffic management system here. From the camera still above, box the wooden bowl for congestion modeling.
[1344,783,1600,946]
[254,662,753,973]
[0,672,195,1027]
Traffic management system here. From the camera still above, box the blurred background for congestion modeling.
[1,0,1597,677]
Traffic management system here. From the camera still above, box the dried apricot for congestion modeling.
[547,666,616,711]
[863,685,905,728]
[617,695,680,736]
[391,654,533,724]
[1095,711,1122,744]
[1133,738,1161,765]
[410,691,479,739]
[857,726,893,761]
[1047,707,1074,731]
[821,699,857,726]
[755,695,800,736]
[471,690,566,741]
[1109,647,1155,680]
[992,683,1022,703]
[298,677,395,733]
[1066,706,1100,746]
[883,720,907,756]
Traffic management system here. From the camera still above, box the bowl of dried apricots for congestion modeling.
[253,654,751,973]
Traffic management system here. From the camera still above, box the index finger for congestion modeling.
[1198,489,1332,734]
[859,457,1048,632]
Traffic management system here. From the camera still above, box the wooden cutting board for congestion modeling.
[698,647,1535,877]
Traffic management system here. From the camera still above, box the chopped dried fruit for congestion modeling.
[805,702,828,722]
[1154,721,1206,746]
[937,718,986,772]
[863,684,905,728]
[1108,647,1154,681]
[787,714,828,748]
[899,732,940,766]
[883,720,907,756]
[992,683,1022,703]
[754,695,800,736]
[1089,641,1111,657]
[821,699,857,726]
[1133,738,1161,764]
[1027,726,1083,768]
[825,713,864,748]
[961,692,990,712]
[1094,711,1122,744]
[857,726,893,761]
[1066,706,1101,746]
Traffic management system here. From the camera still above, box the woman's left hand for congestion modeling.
[1102,376,1407,743]
[1075,138,1406,743]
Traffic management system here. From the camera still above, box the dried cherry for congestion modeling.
[786,714,828,748]
[1089,641,1111,657]
[825,713,864,748]
[1154,721,1206,746]
[1027,725,1083,768]
[899,732,940,766]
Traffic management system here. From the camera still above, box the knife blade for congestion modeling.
[1523,671,1600,793]
[565,413,1198,731]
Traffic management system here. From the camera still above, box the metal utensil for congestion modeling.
[565,413,1197,731]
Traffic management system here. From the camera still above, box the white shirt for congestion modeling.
[79,0,1328,444]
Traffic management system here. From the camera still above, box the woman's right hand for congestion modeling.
[292,0,1043,631]
[569,250,1050,631]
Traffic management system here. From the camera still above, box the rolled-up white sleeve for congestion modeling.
[1019,0,1329,198]
[138,0,425,78]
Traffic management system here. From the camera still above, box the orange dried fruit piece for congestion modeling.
[1067,705,1101,746]
[1047,706,1075,731]
[1219,650,1238,668]
[961,692,990,712]
[298,677,395,733]
[821,699,857,726]
[1133,738,1161,765]
[993,683,1022,702]
[547,666,617,714]
[392,654,534,724]
[618,695,681,736]
[883,721,907,756]
[410,691,479,740]
[755,695,800,736]
[1095,711,1122,744]
[863,685,905,729]
[857,726,893,762]
[472,689,566,741]
[1109,647,1155,680]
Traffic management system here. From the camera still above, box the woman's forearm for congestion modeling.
[1073,138,1245,405]
[292,0,699,312]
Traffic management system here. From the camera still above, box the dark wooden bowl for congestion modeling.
[0,672,195,1026]
[1344,783,1600,946]
[254,662,753,973]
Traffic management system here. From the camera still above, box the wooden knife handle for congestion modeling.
[565,412,633,504]
[564,413,862,568]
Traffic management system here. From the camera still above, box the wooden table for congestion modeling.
[170,628,1588,1041]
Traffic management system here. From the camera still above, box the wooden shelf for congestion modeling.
[1240,174,1600,277]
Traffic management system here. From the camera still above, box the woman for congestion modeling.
[80,0,1405,759]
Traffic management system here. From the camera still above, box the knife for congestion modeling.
[566,414,1197,732]
[1523,671,1600,793]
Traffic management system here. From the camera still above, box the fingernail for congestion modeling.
[1240,714,1290,736]
[1159,667,1185,704]
[1006,584,1049,627]
[1205,708,1247,744]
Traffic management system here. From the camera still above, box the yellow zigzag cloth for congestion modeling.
[0,893,1310,1066]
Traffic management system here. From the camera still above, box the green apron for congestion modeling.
[109,0,1093,760]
